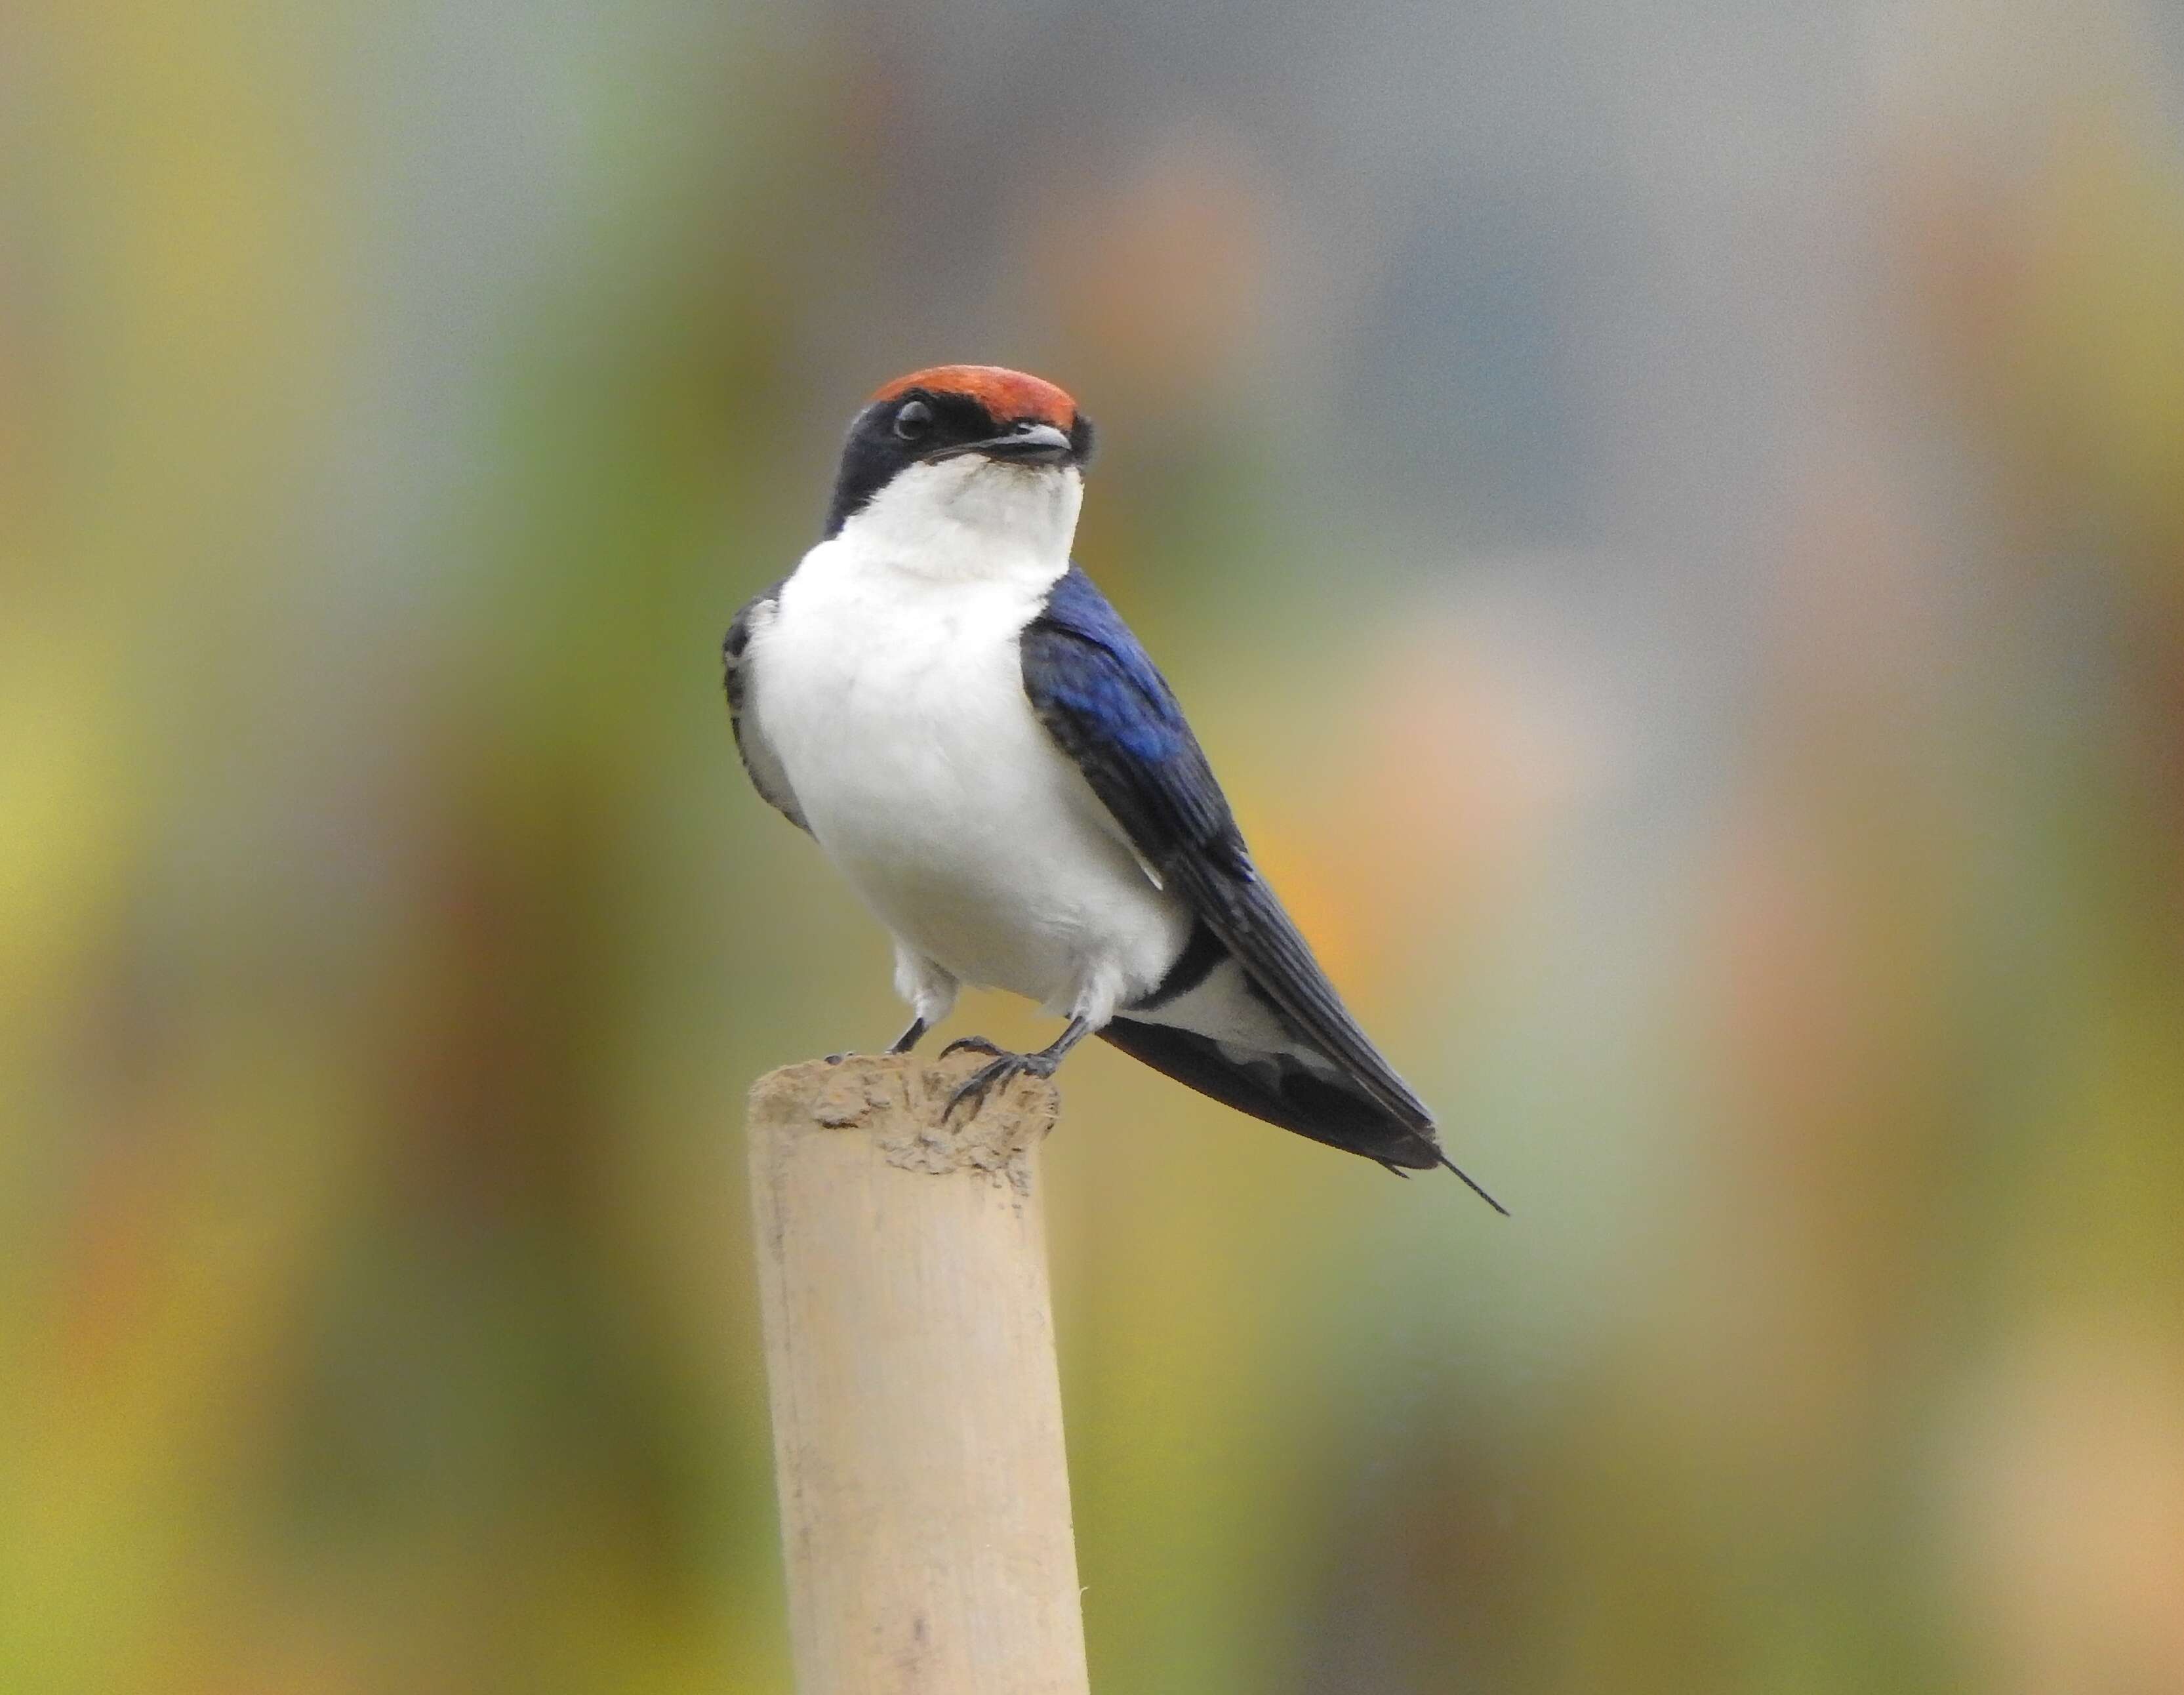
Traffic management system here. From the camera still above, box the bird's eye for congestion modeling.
[893,399,933,441]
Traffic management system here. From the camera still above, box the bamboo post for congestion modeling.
[747,1050,1091,1695]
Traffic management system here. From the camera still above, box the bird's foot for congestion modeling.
[938,1035,1006,1061]
[940,1044,1059,1123]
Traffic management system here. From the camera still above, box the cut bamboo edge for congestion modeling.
[747,1050,1091,1695]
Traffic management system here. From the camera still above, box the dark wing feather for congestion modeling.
[723,586,809,833]
[1020,566,1435,1134]
[1097,1016,1439,1166]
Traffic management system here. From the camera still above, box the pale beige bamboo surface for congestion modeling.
[747,1051,1091,1695]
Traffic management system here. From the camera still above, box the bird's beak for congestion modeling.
[932,420,1076,468]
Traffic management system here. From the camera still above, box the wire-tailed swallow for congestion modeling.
[724,365,1501,1207]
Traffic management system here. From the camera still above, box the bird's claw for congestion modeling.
[939,1035,1006,1060]
[941,1047,1062,1122]
[943,1053,1022,1122]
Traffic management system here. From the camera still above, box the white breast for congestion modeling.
[750,464,1193,1017]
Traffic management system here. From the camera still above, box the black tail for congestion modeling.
[1099,1017,1505,1212]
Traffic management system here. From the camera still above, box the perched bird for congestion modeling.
[724,365,1501,1206]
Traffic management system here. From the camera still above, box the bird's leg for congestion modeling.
[887,946,957,1059]
[942,1016,1093,1123]
[825,1011,929,1063]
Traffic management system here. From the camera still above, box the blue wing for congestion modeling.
[1020,566,1448,1158]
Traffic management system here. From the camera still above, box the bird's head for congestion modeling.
[823,365,1096,565]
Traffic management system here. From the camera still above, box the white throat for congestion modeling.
[828,457,1082,588]
[757,449,1189,1019]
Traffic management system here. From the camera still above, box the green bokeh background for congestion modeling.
[6,3,2183,1690]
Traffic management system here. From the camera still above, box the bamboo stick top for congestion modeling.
[748,1052,1061,1195]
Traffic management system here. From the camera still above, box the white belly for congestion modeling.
[754,542,1193,1013]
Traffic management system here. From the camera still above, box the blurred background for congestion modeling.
[5,0,2183,1689]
